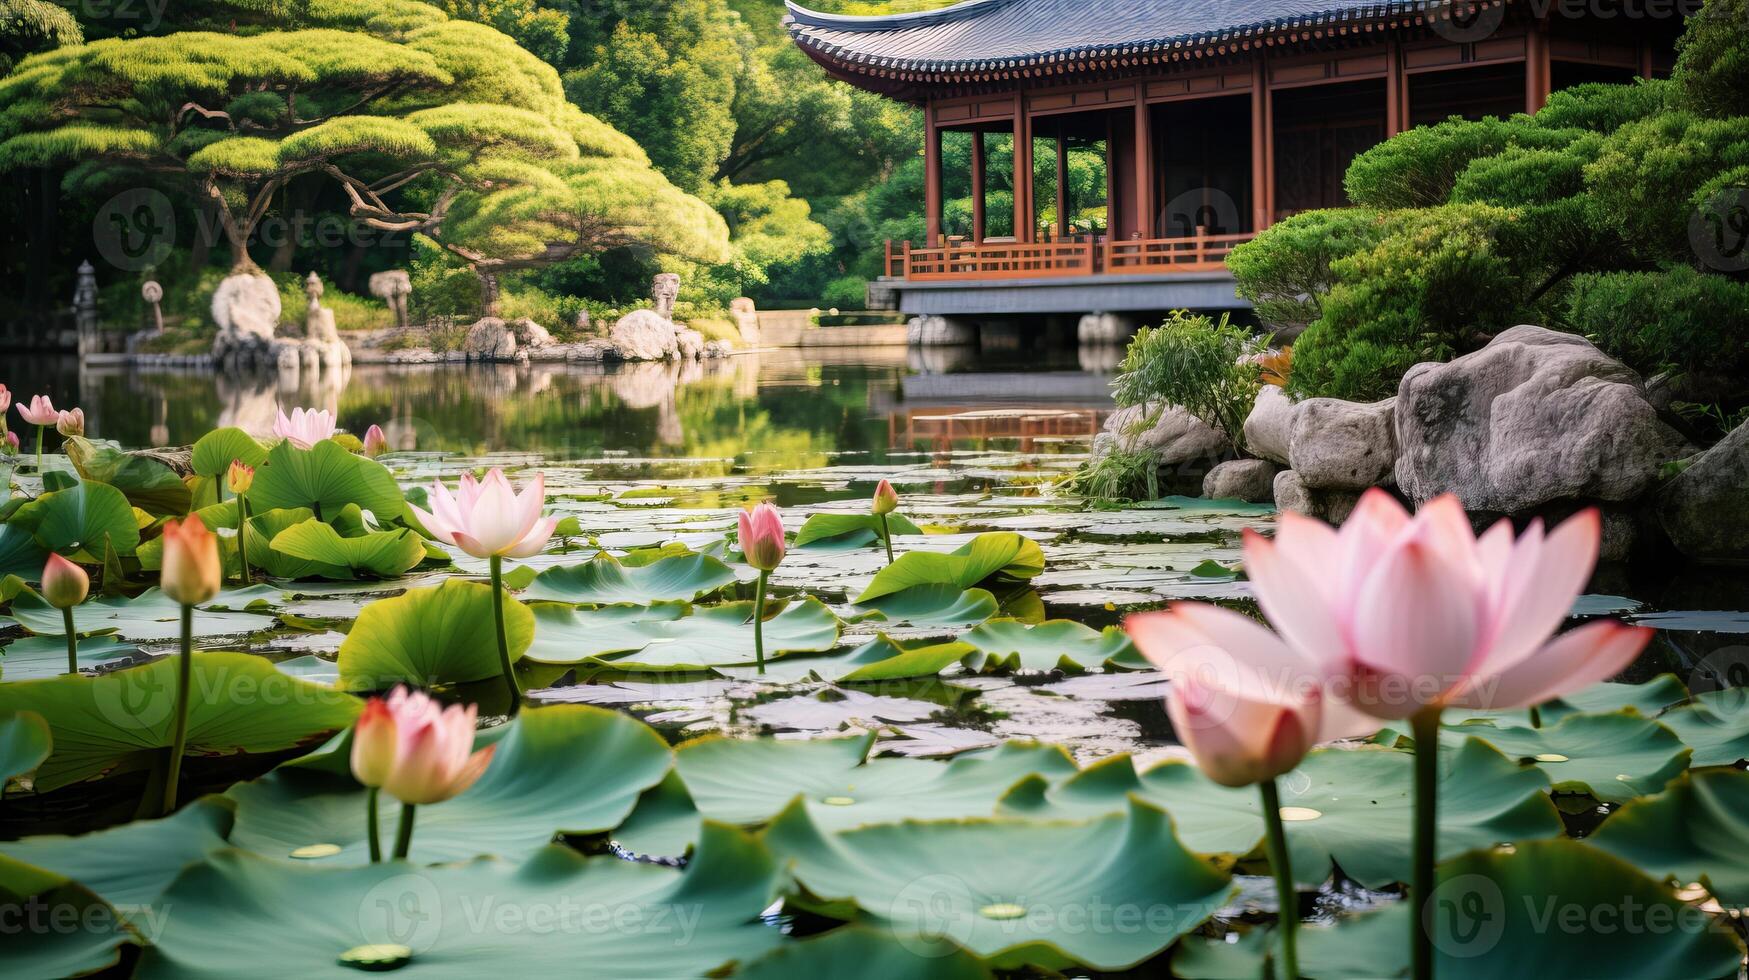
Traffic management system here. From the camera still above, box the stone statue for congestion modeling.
[651,272,680,319]
[142,280,164,333]
[304,270,324,314]
[369,269,412,330]
[729,297,760,345]
[73,260,100,357]
[304,272,339,346]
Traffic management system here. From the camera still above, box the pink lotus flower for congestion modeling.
[55,408,84,438]
[273,407,337,450]
[3,431,16,454]
[351,686,495,805]
[0,383,10,415]
[41,553,89,609]
[17,394,56,427]
[871,479,899,516]
[738,502,786,571]
[409,468,558,560]
[362,424,389,458]
[160,516,222,607]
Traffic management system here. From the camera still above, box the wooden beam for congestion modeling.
[924,104,942,246]
[1054,125,1068,239]
[1526,20,1551,114]
[1385,37,1405,137]
[1250,58,1273,231]
[1014,102,1033,242]
[970,129,986,242]
[1639,40,1654,80]
[1134,97,1153,238]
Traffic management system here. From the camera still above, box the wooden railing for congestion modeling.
[885,231,1255,280]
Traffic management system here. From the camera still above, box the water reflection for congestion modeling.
[6,346,1117,463]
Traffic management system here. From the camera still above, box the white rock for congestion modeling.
[1203,459,1279,503]
[462,317,518,360]
[611,309,679,360]
[1077,311,1133,345]
[1097,404,1228,466]
[1289,396,1397,490]
[1243,385,1296,465]
[907,315,977,346]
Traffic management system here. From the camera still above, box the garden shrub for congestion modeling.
[1344,116,1577,209]
[1110,310,1265,455]
[1228,209,1386,337]
[1532,80,1673,133]
[1675,0,1749,120]
[1586,112,1749,263]
[1566,265,1749,379]
[821,274,868,311]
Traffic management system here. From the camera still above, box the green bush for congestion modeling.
[1675,0,1749,120]
[1587,112,1749,264]
[1110,310,1265,455]
[1532,80,1673,133]
[1567,265,1749,378]
[407,235,483,326]
[1228,208,1386,336]
[821,274,867,310]
[1344,116,1577,209]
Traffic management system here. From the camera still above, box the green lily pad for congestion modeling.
[851,584,999,627]
[268,519,428,579]
[1451,711,1691,804]
[0,652,360,791]
[0,634,141,680]
[793,512,924,550]
[1657,688,1749,768]
[1588,768,1749,905]
[189,427,268,479]
[735,926,994,980]
[1002,738,1562,889]
[712,635,973,684]
[247,439,404,521]
[337,578,534,691]
[764,796,1234,971]
[854,532,1044,606]
[526,598,840,671]
[8,479,141,558]
[227,705,671,864]
[0,709,51,783]
[136,823,783,978]
[522,552,737,604]
[0,523,48,577]
[958,618,1135,673]
[1,586,276,642]
[1448,675,1692,729]
[0,798,233,909]
[0,855,135,978]
[138,505,349,581]
[63,437,192,517]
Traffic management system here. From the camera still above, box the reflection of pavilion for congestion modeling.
[890,406,1113,453]
[873,368,1116,452]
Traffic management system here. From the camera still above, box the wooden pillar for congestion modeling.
[1525,21,1551,114]
[1386,37,1406,137]
[1638,41,1654,80]
[1250,58,1273,231]
[1013,100,1032,243]
[1133,97,1153,238]
[1054,125,1068,239]
[970,129,986,242]
[924,105,942,246]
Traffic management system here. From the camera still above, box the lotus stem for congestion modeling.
[34,425,44,474]
[1259,778,1300,980]
[1528,704,1542,729]
[489,555,519,715]
[753,569,769,674]
[161,603,195,817]
[366,787,382,863]
[1411,707,1442,980]
[392,803,417,860]
[878,513,894,565]
[62,607,77,674]
[235,493,251,585]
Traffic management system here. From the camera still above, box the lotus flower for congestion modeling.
[0,383,11,416]
[55,408,83,438]
[362,424,388,458]
[738,503,786,572]
[16,394,56,427]
[352,687,495,806]
[410,469,558,560]
[871,479,899,516]
[160,516,222,606]
[41,553,89,609]
[228,460,255,495]
[273,407,337,450]
[3,431,16,455]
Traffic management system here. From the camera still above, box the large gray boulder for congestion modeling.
[511,318,555,349]
[674,327,706,360]
[462,317,518,361]
[1077,311,1134,345]
[610,309,679,360]
[210,272,283,369]
[1243,385,1296,465]
[1273,470,1361,524]
[1203,459,1279,503]
[907,315,977,346]
[1290,396,1396,490]
[1657,420,1749,562]
[1094,404,1227,466]
[1394,325,1692,513]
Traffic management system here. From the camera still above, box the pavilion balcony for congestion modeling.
[886,231,1255,281]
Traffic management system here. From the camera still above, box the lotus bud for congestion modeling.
[55,408,84,438]
[370,687,495,805]
[871,479,899,516]
[350,697,398,789]
[0,383,10,415]
[3,431,16,455]
[160,516,222,606]
[737,502,786,571]
[17,394,56,427]
[41,553,89,609]
[227,459,255,495]
[362,424,388,459]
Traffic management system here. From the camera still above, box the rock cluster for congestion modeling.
[210,271,350,377]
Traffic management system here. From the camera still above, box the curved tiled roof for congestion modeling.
[787,0,1503,88]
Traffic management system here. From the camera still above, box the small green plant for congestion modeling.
[1069,446,1161,502]
[1110,310,1266,456]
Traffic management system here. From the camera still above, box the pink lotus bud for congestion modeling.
[272,406,337,450]
[17,394,56,427]
[362,424,388,459]
[41,553,89,609]
[737,502,786,571]
[227,460,255,495]
[350,697,398,789]
[0,384,10,415]
[871,479,899,516]
[356,687,495,805]
[3,431,17,455]
[160,516,222,606]
[55,408,84,437]
[407,468,558,560]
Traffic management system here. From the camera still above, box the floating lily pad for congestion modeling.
[958,618,1135,673]
[0,709,51,783]
[247,439,404,521]
[136,823,783,978]
[526,598,840,671]
[8,479,140,558]
[1658,689,1749,767]
[1,586,276,642]
[793,512,924,550]
[0,798,233,909]
[735,926,993,980]
[0,653,360,791]
[852,584,999,628]
[337,579,534,691]
[226,704,671,864]
[1628,609,1749,633]
[854,532,1044,607]
[1448,675,1693,729]
[1001,739,1562,888]
[0,855,135,977]
[1588,768,1749,905]
[741,687,942,732]
[522,552,737,604]
[0,634,141,680]
[764,797,1234,971]
[189,427,268,478]
[1451,711,1691,804]
[268,519,428,579]
[64,438,192,517]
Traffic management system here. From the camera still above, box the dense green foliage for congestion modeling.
[1110,311,1265,455]
[1233,0,1749,403]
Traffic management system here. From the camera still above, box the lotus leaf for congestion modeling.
[337,579,534,690]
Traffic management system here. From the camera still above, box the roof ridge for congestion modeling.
[784,0,1027,32]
